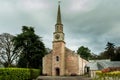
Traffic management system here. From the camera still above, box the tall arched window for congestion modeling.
[56,56,59,61]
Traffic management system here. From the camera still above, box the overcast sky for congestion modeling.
[0,0,120,54]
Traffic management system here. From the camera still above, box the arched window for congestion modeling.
[56,56,59,61]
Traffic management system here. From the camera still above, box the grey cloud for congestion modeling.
[0,0,120,54]
[61,0,120,54]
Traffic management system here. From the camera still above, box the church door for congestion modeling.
[55,68,60,76]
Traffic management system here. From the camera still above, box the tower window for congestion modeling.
[56,56,59,61]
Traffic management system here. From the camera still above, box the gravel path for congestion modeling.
[36,76,92,80]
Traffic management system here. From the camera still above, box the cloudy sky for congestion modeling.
[0,0,120,54]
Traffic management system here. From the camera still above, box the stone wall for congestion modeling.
[43,47,88,76]
[79,57,88,75]
[52,41,65,76]
[65,48,79,75]
[43,53,52,75]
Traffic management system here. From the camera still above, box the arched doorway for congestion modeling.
[55,68,60,76]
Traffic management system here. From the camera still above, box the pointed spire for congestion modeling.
[56,1,62,25]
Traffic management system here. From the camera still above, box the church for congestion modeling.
[42,3,88,76]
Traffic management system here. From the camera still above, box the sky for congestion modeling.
[0,0,120,54]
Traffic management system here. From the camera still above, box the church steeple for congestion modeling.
[56,2,62,25]
[53,1,64,42]
[52,2,65,76]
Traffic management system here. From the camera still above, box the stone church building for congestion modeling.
[43,3,88,76]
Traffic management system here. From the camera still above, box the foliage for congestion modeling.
[13,26,47,68]
[105,42,115,60]
[0,68,40,80]
[0,33,20,67]
[114,47,120,61]
[98,52,109,59]
[98,42,120,61]
[77,46,91,60]
[93,71,120,80]
[88,53,99,60]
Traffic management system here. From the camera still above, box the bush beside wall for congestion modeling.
[93,71,120,80]
[102,67,120,73]
[0,68,40,80]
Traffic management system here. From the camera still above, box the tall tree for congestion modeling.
[105,42,115,61]
[77,46,91,60]
[0,33,20,67]
[114,47,120,61]
[13,26,47,68]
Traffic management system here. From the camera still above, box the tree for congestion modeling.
[96,51,109,59]
[89,53,99,60]
[13,26,47,68]
[96,42,120,61]
[77,46,91,60]
[105,42,115,61]
[113,47,120,61]
[0,33,20,67]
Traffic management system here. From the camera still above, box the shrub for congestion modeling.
[101,68,110,73]
[93,71,120,80]
[0,68,40,80]
[102,67,120,73]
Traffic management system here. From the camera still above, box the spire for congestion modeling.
[56,1,62,25]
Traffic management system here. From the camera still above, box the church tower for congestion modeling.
[52,2,65,76]
[42,2,88,76]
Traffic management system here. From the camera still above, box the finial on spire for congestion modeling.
[58,1,61,5]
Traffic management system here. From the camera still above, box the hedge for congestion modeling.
[93,71,120,80]
[0,68,40,80]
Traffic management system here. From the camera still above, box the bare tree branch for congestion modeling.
[0,33,21,67]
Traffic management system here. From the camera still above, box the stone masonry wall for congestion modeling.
[43,53,52,75]
[52,41,65,76]
[65,48,79,75]
[79,57,88,75]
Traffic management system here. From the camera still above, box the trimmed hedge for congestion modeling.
[0,68,40,80]
[93,71,120,80]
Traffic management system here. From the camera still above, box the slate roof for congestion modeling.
[98,61,120,69]
[86,62,98,70]
[86,60,120,70]
[65,47,79,57]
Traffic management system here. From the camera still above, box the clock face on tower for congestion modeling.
[55,34,60,39]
